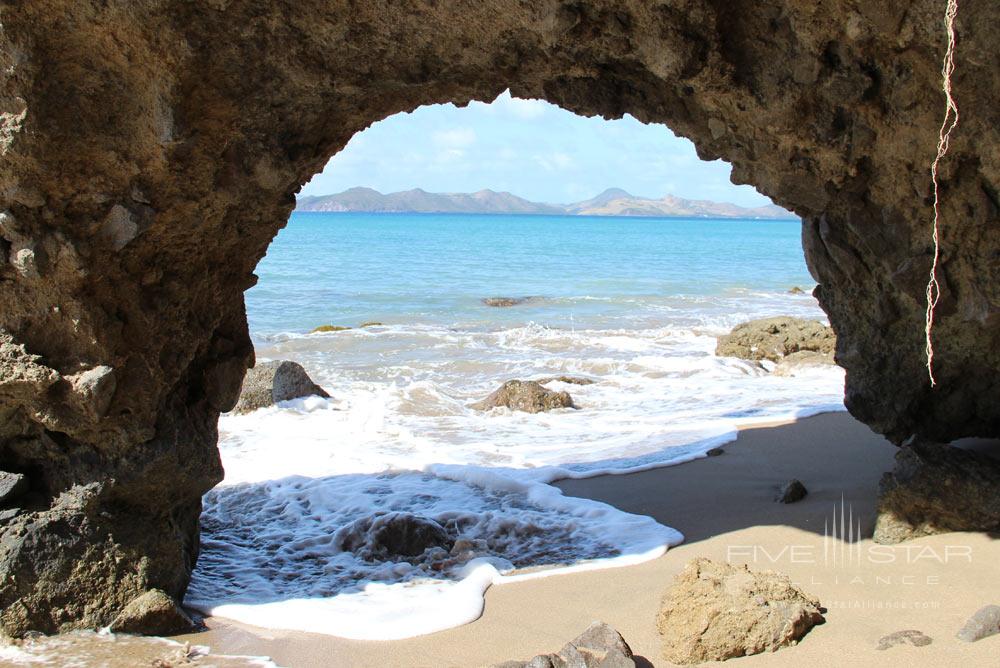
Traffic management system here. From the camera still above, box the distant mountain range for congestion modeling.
[296,187,796,219]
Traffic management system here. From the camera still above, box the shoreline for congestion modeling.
[174,412,1000,666]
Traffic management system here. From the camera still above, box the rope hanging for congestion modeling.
[925,0,960,387]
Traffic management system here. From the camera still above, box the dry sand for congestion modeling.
[176,412,1000,667]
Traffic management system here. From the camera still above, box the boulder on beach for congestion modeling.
[873,440,1000,544]
[772,350,836,376]
[876,629,932,650]
[956,605,1000,643]
[232,360,329,414]
[494,621,636,668]
[108,590,196,636]
[715,316,835,363]
[311,324,352,333]
[471,380,575,413]
[657,558,823,664]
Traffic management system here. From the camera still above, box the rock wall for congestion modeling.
[0,0,996,635]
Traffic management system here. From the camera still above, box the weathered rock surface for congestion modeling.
[231,361,329,414]
[494,621,635,668]
[772,350,837,377]
[715,317,835,363]
[956,605,1000,643]
[0,472,28,506]
[873,441,1000,544]
[657,558,823,664]
[876,629,932,650]
[108,589,196,636]
[775,479,808,503]
[471,380,575,413]
[1,0,998,636]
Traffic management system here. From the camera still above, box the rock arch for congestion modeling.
[0,0,997,635]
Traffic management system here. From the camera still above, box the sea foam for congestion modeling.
[186,312,845,640]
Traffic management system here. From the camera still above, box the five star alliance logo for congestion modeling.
[823,497,863,568]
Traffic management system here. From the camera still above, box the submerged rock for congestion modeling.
[788,286,806,295]
[956,605,1000,643]
[482,297,536,307]
[232,360,329,414]
[876,629,932,650]
[471,380,574,413]
[715,317,835,363]
[873,440,1000,544]
[108,589,196,636]
[657,558,823,664]
[772,350,836,377]
[358,321,383,327]
[536,375,596,386]
[310,324,351,333]
[494,621,635,668]
[337,512,453,561]
[775,479,808,503]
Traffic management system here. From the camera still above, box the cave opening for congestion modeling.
[180,92,846,639]
[2,1,997,647]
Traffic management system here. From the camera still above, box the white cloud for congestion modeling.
[533,152,574,171]
[434,148,468,165]
[432,127,477,148]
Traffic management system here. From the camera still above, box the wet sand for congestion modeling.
[175,412,1000,666]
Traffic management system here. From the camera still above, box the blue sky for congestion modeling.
[301,90,771,207]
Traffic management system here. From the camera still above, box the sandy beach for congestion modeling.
[174,412,1000,666]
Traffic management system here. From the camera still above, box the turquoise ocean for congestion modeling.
[185,212,846,639]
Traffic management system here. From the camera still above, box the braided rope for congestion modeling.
[925,0,960,387]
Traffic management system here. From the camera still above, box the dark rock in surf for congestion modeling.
[471,380,574,413]
[338,512,454,560]
[873,440,1000,544]
[715,317,835,363]
[494,621,636,668]
[232,360,329,414]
